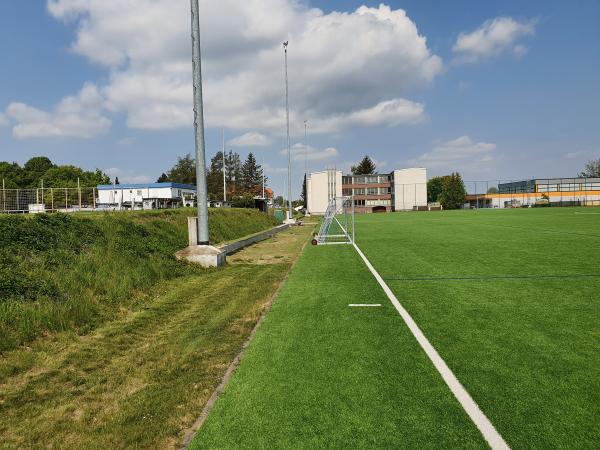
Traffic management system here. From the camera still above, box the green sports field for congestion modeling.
[190,208,599,449]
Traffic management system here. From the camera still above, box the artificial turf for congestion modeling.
[356,207,600,448]
[191,207,599,449]
[190,245,487,449]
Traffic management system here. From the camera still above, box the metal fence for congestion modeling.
[1,187,98,214]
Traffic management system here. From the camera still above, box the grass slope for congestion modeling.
[356,208,600,448]
[0,208,276,352]
[0,225,310,449]
[191,244,487,449]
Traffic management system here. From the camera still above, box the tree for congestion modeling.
[207,151,225,201]
[240,152,264,195]
[156,173,169,182]
[23,156,54,186]
[579,158,600,177]
[114,177,120,185]
[351,155,376,175]
[225,151,242,194]
[487,186,499,194]
[439,172,467,210]
[427,176,445,203]
[274,195,284,207]
[301,173,307,208]
[166,153,196,184]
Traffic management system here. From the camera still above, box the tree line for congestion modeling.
[157,151,267,202]
[0,157,109,189]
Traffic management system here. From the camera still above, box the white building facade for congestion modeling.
[307,167,427,214]
[96,182,196,210]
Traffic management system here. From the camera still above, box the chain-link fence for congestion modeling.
[1,187,98,213]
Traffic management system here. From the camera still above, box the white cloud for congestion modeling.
[563,151,586,160]
[228,131,271,147]
[42,1,441,134]
[0,113,8,127]
[415,136,496,170]
[453,17,536,63]
[280,143,339,162]
[4,83,111,139]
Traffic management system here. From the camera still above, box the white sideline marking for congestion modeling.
[353,243,510,450]
[348,303,382,307]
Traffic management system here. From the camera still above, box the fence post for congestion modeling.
[93,187,96,210]
[65,188,68,212]
[16,188,19,213]
[78,178,82,211]
[51,188,54,212]
[2,179,5,213]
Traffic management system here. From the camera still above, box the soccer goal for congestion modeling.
[312,196,355,245]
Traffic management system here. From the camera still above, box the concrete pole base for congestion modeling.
[176,245,226,268]
[283,218,297,225]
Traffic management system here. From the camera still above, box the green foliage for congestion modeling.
[165,153,196,184]
[487,186,499,194]
[0,156,109,188]
[427,176,445,203]
[240,152,264,195]
[351,155,376,175]
[301,174,307,208]
[231,193,256,208]
[439,172,467,210]
[0,209,277,352]
[579,158,600,177]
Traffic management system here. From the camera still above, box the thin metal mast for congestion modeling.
[190,0,209,244]
[222,128,226,203]
[284,41,292,220]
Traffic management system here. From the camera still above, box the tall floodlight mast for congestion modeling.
[283,41,293,221]
[190,0,209,244]
[304,119,310,216]
[222,128,226,203]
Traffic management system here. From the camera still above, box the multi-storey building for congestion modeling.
[307,168,427,214]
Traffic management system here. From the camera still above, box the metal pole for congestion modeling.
[304,120,308,179]
[222,128,226,203]
[51,188,54,212]
[2,179,5,213]
[284,41,292,221]
[191,0,210,244]
[78,177,82,211]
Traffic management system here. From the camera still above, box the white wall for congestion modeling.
[393,168,427,210]
[97,187,195,205]
[307,170,342,215]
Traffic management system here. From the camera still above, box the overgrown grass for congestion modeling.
[0,208,277,352]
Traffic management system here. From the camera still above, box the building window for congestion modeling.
[353,188,365,195]
[342,188,352,196]
[342,176,352,184]
[354,199,365,206]
[367,187,378,195]
[137,190,143,196]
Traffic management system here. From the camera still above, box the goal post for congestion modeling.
[312,196,355,245]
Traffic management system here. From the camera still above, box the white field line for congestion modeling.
[348,304,382,307]
[352,243,510,450]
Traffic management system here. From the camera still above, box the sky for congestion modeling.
[0,0,598,197]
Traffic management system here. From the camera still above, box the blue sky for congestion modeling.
[0,0,598,196]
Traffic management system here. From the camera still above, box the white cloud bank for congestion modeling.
[4,1,441,139]
[4,83,111,139]
[281,143,339,162]
[415,136,496,170]
[453,17,536,63]
[228,131,271,147]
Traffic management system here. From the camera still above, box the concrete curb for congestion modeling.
[218,223,291,255]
